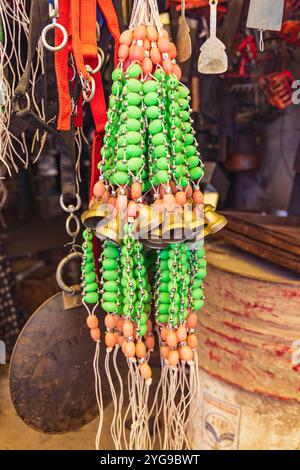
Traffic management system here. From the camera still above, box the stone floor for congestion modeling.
[0,366,114,450]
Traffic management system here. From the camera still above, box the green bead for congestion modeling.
[151,133,164,147]
[103,270,118,281]
[198,259,207,268]
[189,167,204,181]
[112,68,123,81]
[158,304,169,315]
[126,131,141,145]
[166,76,179,89]
[154,145,167,158]
[175,154,185,165]
[179,98,189,110]
[85,271,96,283]
[174,129,182,140]
[184,133,194,146]
[174,165,186,178]
[160,250,169,260]
[156,170,169,184]
[83,229,93,241]
[127,119,141,132]
[192,278,203,289]
[102,292,117,302]
[126,144,142,158]
[82,241,93,252]
[142,179,151,192]
[84,251,94,262]
[116,161,127,172]
[127,78,142,93]
[180,110,190,121]
[112,171,129,185]
[84,262,95,274]
[193,299,204,311]
[143,80,158,94]
[174,141,183,153]
[84,282,98,293]
[138,324,147,337]
[138,312,148,325]
[111,82,122,96]
[168,90,179,102]
[146,105,160,120]
[159,292,170,304]
[192,288,204,300]
[183,122,192,134]
[103,258,118,270]
[144,92,159,107]
[156,158,169,171]
[103,280,119,292]
[128,63,142,78]
[160,271,170,282]
[159,282,169,293]
[186,145,196,157]
[126,92,142,106]
[102,302,118,313]
[196,269,207,280]
[197,247,205,258]
[149,119,163,135]
[188,156,199,169]
[128,157,143,172]
[103,246,119,259]
[181,176,189,188]
[157,314,169,323]
[127,106,142,119]
[117,135,126,147]
[83,292,99,304]
[178,85,189,98]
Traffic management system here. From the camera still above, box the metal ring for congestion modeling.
[85,48,104,75]
[56,252,83,294]
[60,193,81,213]
[66,213,81,238]
[82,75,96,103]
[41,22,68,52]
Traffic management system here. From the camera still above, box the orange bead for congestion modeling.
[131,182,142,200]
[161,344,170,359]
[105,331,117,348]
[108,196,116,208]
[177,325,187,342]
[187,334,198,350]
[104,314,117,330]
[150,47,161,65]
[179,345,193,362]
[163,58,173,74]
[142,57,153,75]
[168,350,179,366]
[163,193,176,211]
[123,320,134,338]
[173,64,182,81]
[157,37,170,53]
[87,315,99,329]
[169,42,177,59]
[147,26,158,42]
[127,201,138,218]
[145,335,155,351]
[187,312,198,329]
[119,29,133,46]
[90,328,101,341]
[161,326,168,342]
[93,181,106,198]
[117,317,124,332]
[175,191,186,206]
[143,38,150,51]
[136,341,147,359]
[133,25,147,41]
[118,44,129,61]
[166,331,178,349]
[124,341,136,358]
[140,362,152,380]
[129,44,144,62]
[170,180,177,194]
[121,338,127,354]
[102,190,111,203]
[161,29,169,39]
[118,185,129,197]
[89,197,95,209]
[153,198,164,212]
[193,190,204,205]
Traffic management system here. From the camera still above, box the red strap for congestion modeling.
[55,0,72,131]
[71,0,90,79]
[80,0,98,59]
[97,0,120,67]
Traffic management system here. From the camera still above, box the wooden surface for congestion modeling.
[216,212,300,273]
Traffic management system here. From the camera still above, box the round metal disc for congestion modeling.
[9,292,99,434]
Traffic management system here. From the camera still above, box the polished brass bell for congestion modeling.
[161,211,193,242]
[204,204,227,234]
[81,200,109,230]
[139,204,164,236]
[96,217,120,244]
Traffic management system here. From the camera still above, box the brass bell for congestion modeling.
[139,205,164,235]
[161,211,193,242]
[81,200,109,230]
[204,204,227,234]
[95,217,120,244]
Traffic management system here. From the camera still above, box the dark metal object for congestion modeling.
[9,292,99,434]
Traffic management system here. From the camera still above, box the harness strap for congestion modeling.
[97,0,120,66]
[55,0,72,131]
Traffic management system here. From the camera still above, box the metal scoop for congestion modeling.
[246,0,284,51]
[198,0,228,74]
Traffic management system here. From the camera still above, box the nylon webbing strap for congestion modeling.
[56,129,77,204]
